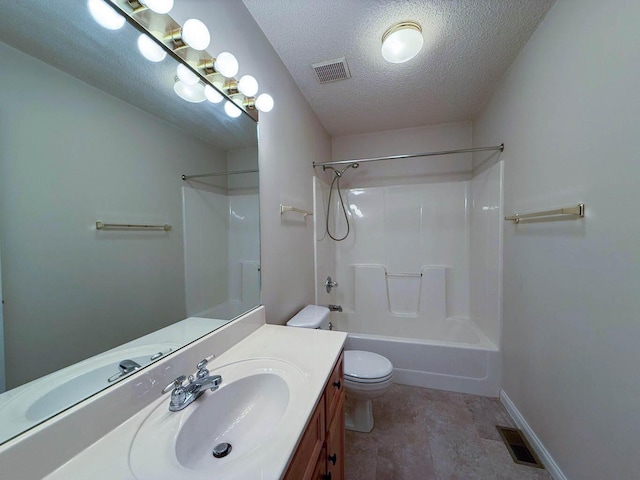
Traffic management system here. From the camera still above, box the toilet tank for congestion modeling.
[287,305,330,329]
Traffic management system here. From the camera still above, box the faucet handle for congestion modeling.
[162,375,187,394]
[196,357,213,380]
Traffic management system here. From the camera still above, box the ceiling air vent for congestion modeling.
[312,57,351,84]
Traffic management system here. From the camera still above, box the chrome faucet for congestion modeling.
[162,358,222,412]
[325,276,338,293]
[107,359,141,382]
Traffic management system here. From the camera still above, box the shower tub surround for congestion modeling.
[314,161,503,396]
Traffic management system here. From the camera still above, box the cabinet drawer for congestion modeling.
[325,352,344,423]
[283,395,326,480]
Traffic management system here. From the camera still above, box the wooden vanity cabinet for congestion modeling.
[283,351,345,480]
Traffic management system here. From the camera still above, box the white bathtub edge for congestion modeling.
[500,390,567,480]
[394,368,500,397]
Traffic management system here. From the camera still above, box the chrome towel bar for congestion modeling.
[280,204,313,218]
[505,203,585,223]
[385,272,423,278]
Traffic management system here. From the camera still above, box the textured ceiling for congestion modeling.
[242,0,555,136]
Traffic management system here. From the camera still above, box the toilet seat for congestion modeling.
[344,350,393,383]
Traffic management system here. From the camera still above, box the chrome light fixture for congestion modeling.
[381,21,423,63]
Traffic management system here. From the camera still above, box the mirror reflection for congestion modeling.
[0,0,260,444]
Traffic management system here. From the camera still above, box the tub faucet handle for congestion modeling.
[325,276,338,293]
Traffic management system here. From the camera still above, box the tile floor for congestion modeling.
[345,384,552,480]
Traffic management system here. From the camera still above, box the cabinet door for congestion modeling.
[283,396,326,480]
[311,447,327,480]
[325,393,345,480]
[325,352,344,422]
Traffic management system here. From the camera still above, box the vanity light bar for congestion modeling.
[106,0,273,118]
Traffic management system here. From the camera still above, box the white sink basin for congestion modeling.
[0,343,177,442]
[128,358,308,480]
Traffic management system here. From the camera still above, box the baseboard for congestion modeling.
[499,390,567,480]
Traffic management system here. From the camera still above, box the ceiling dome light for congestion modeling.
[238,75,259,97]
[173,80,206,103]
[255,93,274,113]
[204,85,223,104]
[224,101,242,118]
[181,19,210,51]
[88,0,125,30]
[139,0,173,14]
[177,63,199,85]
[214,52,239,78]
[381,21,423,63]
[137,34,166,62]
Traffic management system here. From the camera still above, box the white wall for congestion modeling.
[172,1,331,324]
[332,121,472,188]
[0,257,4,393]
[0,41,228,387]
[473,0,640,478]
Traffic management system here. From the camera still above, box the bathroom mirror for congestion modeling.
[0,0,260,444]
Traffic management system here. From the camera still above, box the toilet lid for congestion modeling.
[344,350,393,380]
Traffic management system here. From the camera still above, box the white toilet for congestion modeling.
[287,305,393,433]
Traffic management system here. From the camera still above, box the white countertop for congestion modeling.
[43,325,347,480]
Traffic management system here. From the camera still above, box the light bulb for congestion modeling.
[255,93,274,113]
[204,85,223,103]
[88,0,125,30]
[137,34,166,62]
[381,22,423,63]
[214,52,239,78]
[181,19,210,51]
[238,75,259,97]
[139,0,173,14]
[177,64,199,85]
[224,101,242,118]
[174,81,206,103]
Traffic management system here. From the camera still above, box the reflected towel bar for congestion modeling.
[96,222,172,231]
[280,204,313,218]
[386,272,422,278]
[505,203,585,223]
[181,169,258,180]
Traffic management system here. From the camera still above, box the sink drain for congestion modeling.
[212,442,232,458]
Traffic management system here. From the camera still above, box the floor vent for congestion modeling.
[312,57,351,83]
[496,426,545,469]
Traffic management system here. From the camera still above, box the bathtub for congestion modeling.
[342,317,501,397]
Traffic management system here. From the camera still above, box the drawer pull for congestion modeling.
[328,453,337,465]
[333,380,341,390]
[321,474,332,480]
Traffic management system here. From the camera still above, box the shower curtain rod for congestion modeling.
[312,144,504,168]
